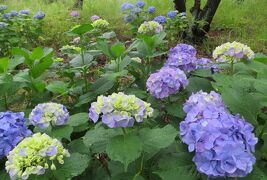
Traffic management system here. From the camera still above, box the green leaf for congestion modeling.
[106,134,143,170]
[0,57,10,73]
[51,125,73,141]
[97,40,113,58]
[91,77,115,94]
[186,77,213,94]
[70,53,94,67]
[54,153,90,180]
[46,81,69,94]
[68,138,91,154]
[31,54,53,78]
[111,43,126,58]
[139,125,177,155]
[67,24,93,35]
[68,113,89,127]
[166,103,185,118]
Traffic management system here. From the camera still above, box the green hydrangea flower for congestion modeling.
[5,133,70,180]
[138,21,163,35]
[92,19,109,29]
[61,45,81,54]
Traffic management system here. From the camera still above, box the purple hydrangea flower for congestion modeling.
[180,91,258,178]
[70,10,80,17]
[154,15,167,24]
[3,13,11,18]
[0,112,32,158]
[29,102,70,129]
[136,1,145,8]
[124,14,137,23]
[90,15,100,21]
[121,3,135,11]
[132,7,142,14]
[0,22,7,28]
[168,11,177,18]
[10,10,19,17]
[196,58,220,72]
[33,11,45,20]
[148,6,156,14]
[164,44,198,72]
[146,67,188,99]
[19,10,30,15]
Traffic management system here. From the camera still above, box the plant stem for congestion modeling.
[230,60,234,75]
[81,49,88,92]
[4,93,8,110]
[122,128,127,136]
[133,153,144,180]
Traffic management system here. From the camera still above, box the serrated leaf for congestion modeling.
[68,139,90,154]
[166,103,185,118]
[67,24,93,35]
[91,77,115,94]
[68,113,89,127]
[106,134,142,170]
[51,125,73,141]
[139,125,177,155]
[46,81,68,94]
[54,153,90,180]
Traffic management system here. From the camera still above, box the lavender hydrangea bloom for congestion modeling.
[132,7,142,14]
[19,10,30,15]
[121,3,134,11]
[146,67,188,99]
[0,112,32,158]
[196,58,220,72]
[169,43,197,56]
[29,103,70,128]
[136,1,145,8]
[154,15,167,24]
[124,14,137,23]
[89,92,153,128]
[70,10,80,17]
[3,13,11,18]
[148,6,156,14]
[0,22,7,28]
[168,11,177,18]
[180,91,258,178]
[91,15,100,21]
[33,11,45,20]
[10,10,19,17]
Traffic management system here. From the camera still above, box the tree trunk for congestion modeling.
[173,0,186,13]
[74,0,83,9]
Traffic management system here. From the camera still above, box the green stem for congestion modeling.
[81,49,88,92]
[133,153,144,180]
[230,60,234,75]
[122,128,127,136]
[4,93,8,110]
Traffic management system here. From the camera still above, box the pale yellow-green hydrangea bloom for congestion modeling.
[61,45,81,54]
[5,133,70,180]
[92,19,109,29]
[138,21,163,35]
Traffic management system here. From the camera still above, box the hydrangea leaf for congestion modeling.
[68,139,90,155]
[51,125,73,141]
[54,153,90,180]
[106,134,143,170]
[139,125,177,155]
[46,81,69,94]
[91,77,115,94]
[166,103,185,118]
[68,113,89,127]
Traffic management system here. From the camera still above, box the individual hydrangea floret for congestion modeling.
[90,15,100,22]
[147,6,156,14]
[146,67,188,99]
[153,15,167,24]
[164,44,198,72]
[136,1,145,8]
[0,112,32,158]
[138,21,163,35]
[168,11,177,18]
[33,11,45,20]
[213,41,255,62]
[124,14,137,23]
[89,92,153,128]
[180,91,258,178]
[10,10,19,17]
[121,3,135,11]
[0,22,7,28]
[19,10,30,15]
[0,5,8,11]
[92,19,109,29]
[70,10,80,17]
[29,103,70,129]
[6,133,70,180]
[196,58,220,72]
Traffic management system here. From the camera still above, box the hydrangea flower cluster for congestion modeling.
[146,67,188,99]
[33,11,45,20]
[121,3,135,11]
[213,41,255,62]
[138,21,163,35]
[0,112,32,158]
[29,103,70,129]
[147,6,156,14]
[89,92,153,128]
[196,58,220,72]
[19,10,30,15]
[168,11,177,18]
[92,19,109,29]
[70,10,80,17]
[90,15,100,22]
[6,133,70,180]
[136,1,145,8]
[180,91,258,177]
[154,15,167,24]
[0,22,7,28]
[10,10,19,17]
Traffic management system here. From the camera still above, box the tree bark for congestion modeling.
[173,0,186,13]
[74,0,83,9]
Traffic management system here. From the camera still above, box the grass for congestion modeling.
[1,0,267,54]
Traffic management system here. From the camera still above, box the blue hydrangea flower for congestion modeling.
[121,3,135,11]
[154,15,167,24]
[0,22,7,28]
[136,1,145,8]
[0,5,8,11]
[33,11,45,20]
[19,10,30,15]
[89,92,153,128]
[132,7,142,14]
[164,44,198,72]
[0,112,32,158]
[29,103,70,129]
[10,10,19,17]
[146,67,188,99]
[148,6,156,14]
[90,15,100,21]
[180,91,258,177]
[3,13,11,18]
[168,11,177,18]
[196,58,220,72]
[124,14,137,23]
